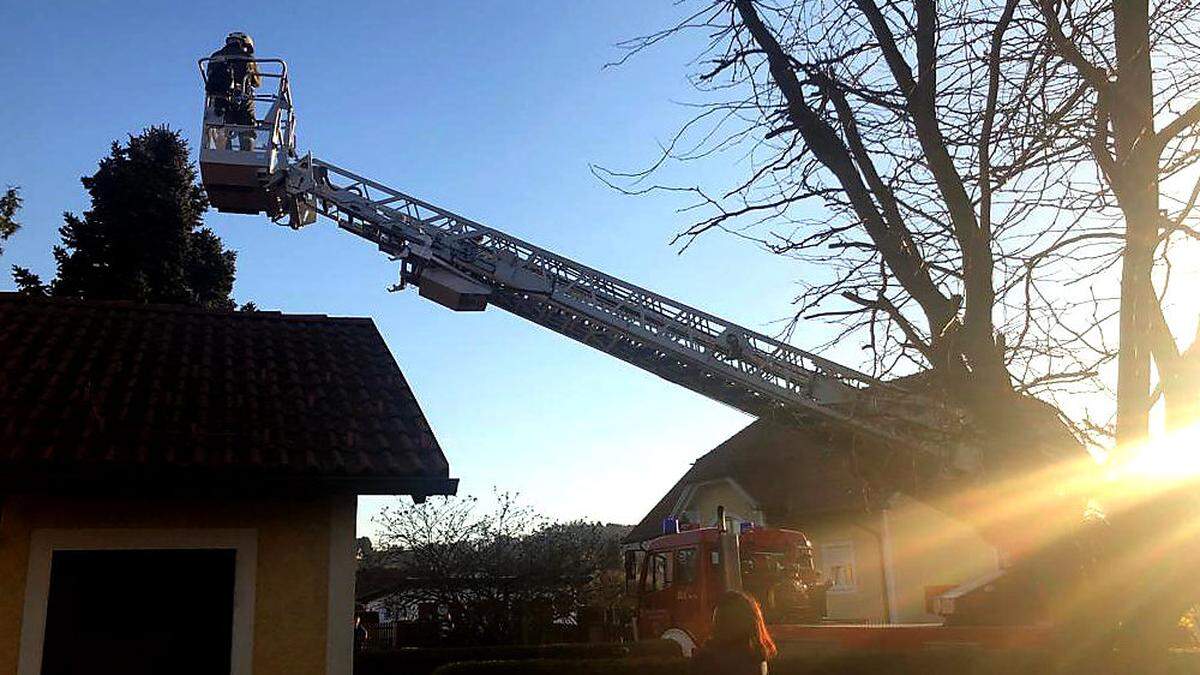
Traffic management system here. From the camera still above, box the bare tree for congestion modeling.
[602,0,1099,470]
[370,492,627,645]
[1033,0,1200,651]
[605,0,1200,650]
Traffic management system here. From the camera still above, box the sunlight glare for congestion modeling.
[1113,423,1200,483]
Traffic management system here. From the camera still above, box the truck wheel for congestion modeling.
[661,627,696,657]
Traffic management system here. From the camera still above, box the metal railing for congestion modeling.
[197,57,295,158]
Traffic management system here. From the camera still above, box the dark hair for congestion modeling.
[708,590,777,661]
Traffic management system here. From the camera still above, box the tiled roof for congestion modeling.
[623,376,1084,545]
[0,293,455,496]
[623,419,868,544]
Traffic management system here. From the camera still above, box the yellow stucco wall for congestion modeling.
[0,492,356,675]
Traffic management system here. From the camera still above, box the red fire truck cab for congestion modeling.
[628,507,828,655]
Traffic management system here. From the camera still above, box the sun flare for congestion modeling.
[1112,424,1200,482]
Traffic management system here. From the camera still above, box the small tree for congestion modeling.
[12,127,239,310]
[356,536,377,564]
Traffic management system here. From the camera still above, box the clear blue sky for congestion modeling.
[0,1,848,536]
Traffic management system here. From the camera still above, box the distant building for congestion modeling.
[0,294,456,675]
[622,419,999,624]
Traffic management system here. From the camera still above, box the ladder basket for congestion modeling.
[197,57,295,216]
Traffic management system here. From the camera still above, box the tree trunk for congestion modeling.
[1103,0,1197,654]
[1114,229,1155,448]
[1111,0,1159,451]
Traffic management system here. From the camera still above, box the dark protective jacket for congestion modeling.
[206,42,261,94]
[207,42,261,126]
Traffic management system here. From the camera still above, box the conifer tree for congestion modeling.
[13,127,238,310]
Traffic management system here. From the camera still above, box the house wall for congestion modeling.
[791,497,1000,623]
[880,494,999,623]
[0,492,357,675]
[794,513,888,623]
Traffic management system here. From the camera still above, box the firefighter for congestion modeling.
[205,32,261,150]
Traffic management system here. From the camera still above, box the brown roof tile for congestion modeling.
[0,293,455,496]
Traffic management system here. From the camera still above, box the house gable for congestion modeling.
[673,478,765,529]
[623,419,865,545]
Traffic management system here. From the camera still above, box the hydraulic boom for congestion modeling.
[198,57,968,479]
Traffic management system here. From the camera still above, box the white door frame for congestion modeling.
[18,528,258,675]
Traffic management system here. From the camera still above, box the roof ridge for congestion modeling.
[0,292,374,325]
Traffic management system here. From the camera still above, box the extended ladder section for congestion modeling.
[198,58,966,471]
[288,158,956,450]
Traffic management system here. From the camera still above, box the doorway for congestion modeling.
[39,548,237,675]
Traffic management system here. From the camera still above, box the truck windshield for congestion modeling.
[741,545,824,623]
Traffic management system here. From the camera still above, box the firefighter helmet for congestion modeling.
[226,32,254,50]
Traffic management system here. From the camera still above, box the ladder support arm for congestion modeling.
[280,156,955,456]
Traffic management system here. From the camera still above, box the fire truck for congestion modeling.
[626,507,1055,655]
[197,55,1060,655]
[628,506,828,654]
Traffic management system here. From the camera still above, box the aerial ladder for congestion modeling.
[197,56,968,470]
[198,58,1065,633]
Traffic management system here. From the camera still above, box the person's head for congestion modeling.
[226,32,254,53]
[708,590,777,661]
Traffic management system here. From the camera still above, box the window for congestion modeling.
[820,541,858,593]
[675,548,697,585]
[624,550,639,583]
[648,552,672,591]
